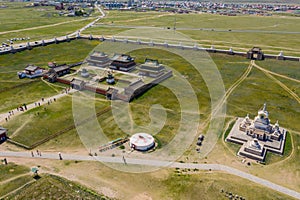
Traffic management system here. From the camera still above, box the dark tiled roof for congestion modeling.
[111,54,134,63]
[52,65,69,72]
[25,65,39,72]
[71,78,85,85]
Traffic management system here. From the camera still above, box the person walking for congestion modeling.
[58,152,62,160]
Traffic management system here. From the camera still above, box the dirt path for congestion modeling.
[253,62,300,84]
[253,61,300,104]
[0,18,95,35]
[0,88,77,124]
[0,179,35,199]
[207,60,253,124]
[9,117,32,138]
[0,172,34,199]
[0,172,31,185]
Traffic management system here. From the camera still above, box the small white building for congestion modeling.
[129,133,155,151]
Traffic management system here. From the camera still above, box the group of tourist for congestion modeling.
[4,103,26,122]
[31,149,42,157]
[3,94,60,123]
[63,87,71,94]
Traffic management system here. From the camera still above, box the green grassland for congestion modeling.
[3,174,109,200]
[82,26,131,36]
[255,59,300,97]
[0,19,95,43]
[227,67,300,132]
[0,175,33,197]
[51,160,297,200]
[85,11,300,56]
[2,162,294,200]
[5,95,108,147]
[38,128,85,151]
[276,76,300,97]
[0,3,89,32]
[5,96,76,146]
[256,59,300,80]
[101,10,168,24]
[0,162,110,200]
[0,81,58,113]
[101,11,300,32]
[180,30,299,55]
[162,171,295,200]
[0,163,29,182]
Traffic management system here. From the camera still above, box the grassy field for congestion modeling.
[0,163,110,200]
[100,10,170,24]
[5,95,108,147]
[3,174,109,200]
[105,12,300,32]
[0,163,29,182]
[0,3,78,32]
[1,3,299,56]
[86,10,300,56]
[37,160,297,200]
[227,67,300,132]
[162,171,295,200]
[0,162,109,199]
[0,80,59,113]
[0,19,95,43]
[38,128,85,152]
[2,161,294,200]
[82,26,131,36]
[0,175,33,197]
[256,59,300,80]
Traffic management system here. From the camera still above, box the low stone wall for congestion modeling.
[2,35,299,63]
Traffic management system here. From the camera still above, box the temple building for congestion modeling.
[110,54,136,72]
[81,68,90,78]
[47,65,70,82]
[18,65,44,79]
[87,51,111,68]
[247,47,264,60]
[138,59,166,78]
[226,103,286,162]
[70,78,85,90]
[106,71,115,85]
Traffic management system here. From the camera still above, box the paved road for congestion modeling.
[68,3,105,37]
[0,151,300,199]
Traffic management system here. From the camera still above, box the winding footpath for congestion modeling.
[253,61,300,104]
[0,151,300,199]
